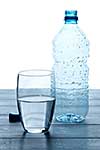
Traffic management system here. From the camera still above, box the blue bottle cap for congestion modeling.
[65,10,77,17]
[64,10,78,23]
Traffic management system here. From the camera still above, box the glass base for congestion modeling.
[56,113,85,123]
[24,127,48,134]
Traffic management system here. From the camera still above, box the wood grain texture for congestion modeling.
[0,123,100,138]
[0,89,100,150]
[0,138,100,150]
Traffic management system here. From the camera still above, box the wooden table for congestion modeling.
[0,89,100,150]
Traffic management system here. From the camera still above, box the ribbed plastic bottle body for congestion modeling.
[52,24,89,123]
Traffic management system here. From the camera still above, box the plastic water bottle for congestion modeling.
[52,10,89,123]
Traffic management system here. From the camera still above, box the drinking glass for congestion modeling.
[16,69,55,133]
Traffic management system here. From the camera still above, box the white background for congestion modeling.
[0,0,99,89]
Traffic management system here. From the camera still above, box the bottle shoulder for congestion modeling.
[52,24,89,59]
[53,24,89,45]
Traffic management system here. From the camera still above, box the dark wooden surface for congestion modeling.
[0,89,100,150]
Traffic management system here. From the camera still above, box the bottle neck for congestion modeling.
[64,10,78,24]
[64,16,78,24]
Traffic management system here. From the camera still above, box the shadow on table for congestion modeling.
[17,124,90,150]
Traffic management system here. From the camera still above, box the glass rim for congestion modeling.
[18,69,52,77]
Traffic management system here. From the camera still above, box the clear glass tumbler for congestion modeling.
[16,69,55,133]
